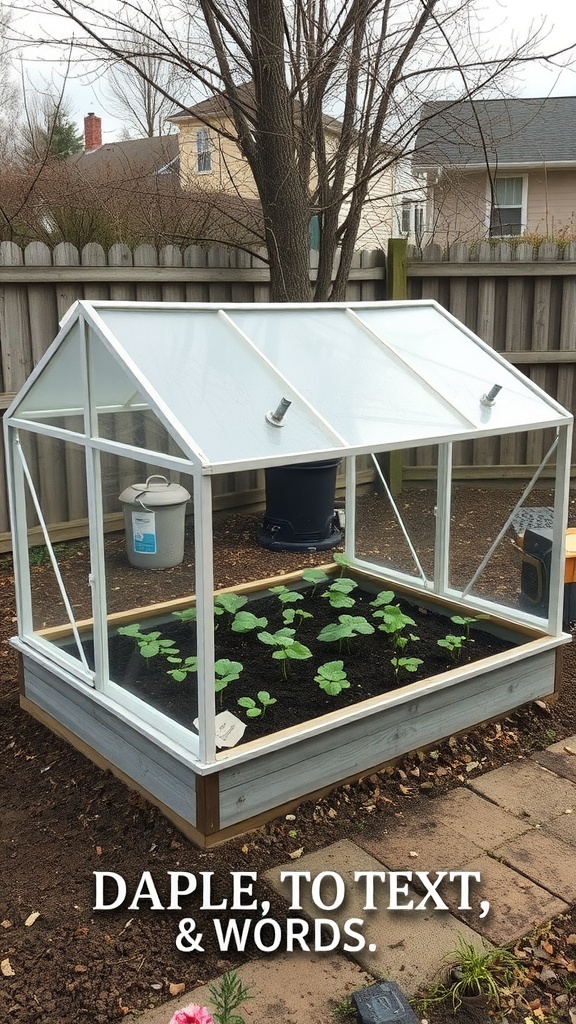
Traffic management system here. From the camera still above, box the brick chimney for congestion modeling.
[84,112,102,152]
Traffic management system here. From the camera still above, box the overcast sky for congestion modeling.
[21,0,576,143]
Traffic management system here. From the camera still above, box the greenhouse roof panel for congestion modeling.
[355,305,563,432]
[95,307,342,463]
[10,300,569,470]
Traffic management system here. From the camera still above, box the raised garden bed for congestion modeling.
[99,573,515,745]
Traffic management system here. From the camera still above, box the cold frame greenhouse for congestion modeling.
[5,299,573,845]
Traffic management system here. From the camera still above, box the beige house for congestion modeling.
[413,97,576,245]
[168,88,412,249]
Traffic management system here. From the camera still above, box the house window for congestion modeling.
[196,128,211,173]
[400,200,425,240]
[489,177,524,236]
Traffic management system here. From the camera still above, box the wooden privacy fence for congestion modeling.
[406,240,576,484]
[0,241,385,552]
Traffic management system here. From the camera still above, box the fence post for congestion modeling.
[386,237,407,300]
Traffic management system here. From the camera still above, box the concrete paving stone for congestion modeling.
[265,839,491,996]
[532,737,576,783]
[355,810,484,873]
[448,854,569,946]
[546,809,576,846]
[136,953,373,1024]
[468,761,576,823]
[493,829,576,902]
[418,788,531,848]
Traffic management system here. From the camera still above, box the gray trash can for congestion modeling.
[119,475,191,569]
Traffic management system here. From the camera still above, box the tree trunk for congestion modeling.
[247,0,312,302]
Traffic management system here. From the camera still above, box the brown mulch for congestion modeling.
[1,488,576,1024]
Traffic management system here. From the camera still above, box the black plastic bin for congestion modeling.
[258,459,342,552]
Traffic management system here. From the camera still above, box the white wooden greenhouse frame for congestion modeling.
[5,299,573,846]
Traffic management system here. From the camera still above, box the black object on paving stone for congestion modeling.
[352,981,420,1024]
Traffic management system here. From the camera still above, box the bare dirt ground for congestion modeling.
[1,488,576,1024]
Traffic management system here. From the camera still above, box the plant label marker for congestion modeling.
[193,711,246,749]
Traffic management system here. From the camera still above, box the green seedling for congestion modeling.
[117,623,179,660]
[301,567,330,594]
[437,633,467,661]
[391,655,423,679]
[257,627,312,677]
[395,631,420,652]
[214,593,247,618]
[167,655,198,682]
[172,606,197,624]
[237,691,277,719]
[322,577,358,609]
[333,552,351,576]
[231,611,268,633]
[370,589,396,609]
[373,604,416,648]
[214,658,243,704]
[282,607,313,628]
[269,584,304,605]
[314,660,350,696]
[317,614,375,651]
[208,968,253,1024]
[450,614,482,641]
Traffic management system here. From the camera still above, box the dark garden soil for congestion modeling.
[2,488,576,1024]
[105,587,514,743]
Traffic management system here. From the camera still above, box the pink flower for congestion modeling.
[169,1004,215,1024]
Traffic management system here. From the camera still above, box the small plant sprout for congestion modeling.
[332,551,351,576]
[214,593,247,618]
[437,634,467,661]
[322,577,358,609]
[301,567,330,594]
[314,660,350,696]
[395,631,420,652]
[317,614,375,651]
[373,604,416,648]
[237,691,277,719]
[257,627,312,677]
[370,589,396,609]
[231,611,268,633]
[172,606,197,625]
[208,968,253,1024]
[450,614,481,640]
[117,623,179,661]
[214,659,243,704]
[391,655,423,679]
[282,607,313,628]
[167,655,198,682]
[269,584,304,605]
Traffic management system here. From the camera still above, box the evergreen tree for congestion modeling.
[39,109,83,160]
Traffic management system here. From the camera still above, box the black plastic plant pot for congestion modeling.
[258,459,342,552]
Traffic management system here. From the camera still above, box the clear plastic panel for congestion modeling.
[356,306,562,432]
[101,449,198,733]
[448,428,558,621]
[97,308,340,463]
[16,324,85,424]
[230,308,469,447]
[354,447,438,584]
[19,432,93,668]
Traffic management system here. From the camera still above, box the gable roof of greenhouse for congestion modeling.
[7,300,571,473]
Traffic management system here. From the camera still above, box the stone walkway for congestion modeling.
[140,735,576,1023]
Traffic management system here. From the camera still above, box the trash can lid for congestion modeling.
[119,475,191,507]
